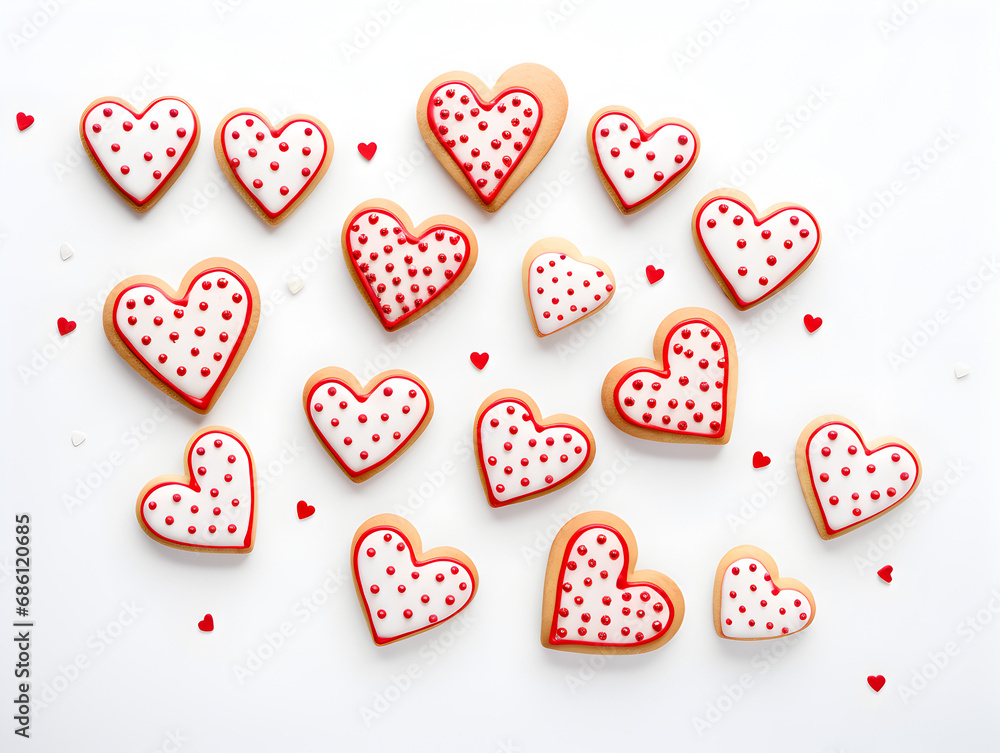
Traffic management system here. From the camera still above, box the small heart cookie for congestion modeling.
[80,96,200,212]
[602,307,738,444]
[474,389,595,507]
[541,511,684,655]
[215,108,333,225]
[713,545,815,640]
[522,238,615,337]
[303,368,433,482]
[103,259,260,413]
[351,514,478,646]
[587,106,699,214]
[417,63,568,212]
[342,199,478,331]
[693,189,821,310]
[796,415,921,539]
[136,426,256,554]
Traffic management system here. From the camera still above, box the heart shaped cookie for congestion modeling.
[215,108,333,225]
[136,426,256,553]
[714,546,815,640]
[103,259,260,413]
[693,189,821,310]
[522,238,616,337]
[303,367,433,483]
[80,96,200,212]
[602,307,738,444]
[417,63,568,212]
[342,199,478,331]
[542,512,684,654]
[587,107,699,214]
[474,389,595,507]
[351,514,478,646]
[796,415,921,539]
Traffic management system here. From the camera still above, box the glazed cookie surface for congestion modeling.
[80,96,200,211]
[541,511,684,655]
[587,106,699,214]
[417,63,568,212]
[602,307,737,444]
[351,514,478,646]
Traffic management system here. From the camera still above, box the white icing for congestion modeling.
[527,252,614,336]
[806,422,919,534]
[82,98,197,204]
[140,430,254,549]
[615,319,728,437]
[551,525,671,646]
[696,196,820,306]
[720,557,811,639]
[592,112,696,208]
[477,398,590,505]
[113,269,252,408]
[308,376,430,476]
[354,527,474,643]
[345,209,471,327]
[221,113,327,217]
[427,83,541,202]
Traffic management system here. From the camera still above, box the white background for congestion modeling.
[2,0,999,750]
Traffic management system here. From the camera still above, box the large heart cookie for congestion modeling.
[542,512,684,654]
[80,96,200,211]
[417,63,568,212]
[304,368,433,483]
[602,307,737,444]
[587,107,699,214]
[474,390,595,508]
[342,199,478,331]
[136,427,256,553]
[215,108,333,225]
[522,238,616,337]
[796,415,921,539]
[352,514,478,646]
[714,546,815,640]
[104,259,260,413]
[693,189,821,310]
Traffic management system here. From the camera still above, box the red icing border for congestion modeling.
[352,525,477,646]
[805,421,921,536]
[427,82,542,204]
[549,524,673,648]
[111,266,254,411]
[139,429,255,550]
[474,396,593,507]
[694,195,820,308]
[82,97,199,206]
[305,375,430,479]
[613,317,730,439]
[219,112,329,219]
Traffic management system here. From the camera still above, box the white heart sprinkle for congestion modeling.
[954,362,970,379]
[286,276,304,295]
[60,243,74,260]
[71,431,87,447]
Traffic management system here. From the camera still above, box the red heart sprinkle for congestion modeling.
[357,142,377,160]
[645,265,664,285]
[16,112,34,131]
[752,451,771,469]
[867,675,886,692]
[470,352,489,370]
[57,317,77,336]
[296,500,315,520]
[198,614,214,632]
[877,565,893,583]
[803,314,823,333]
